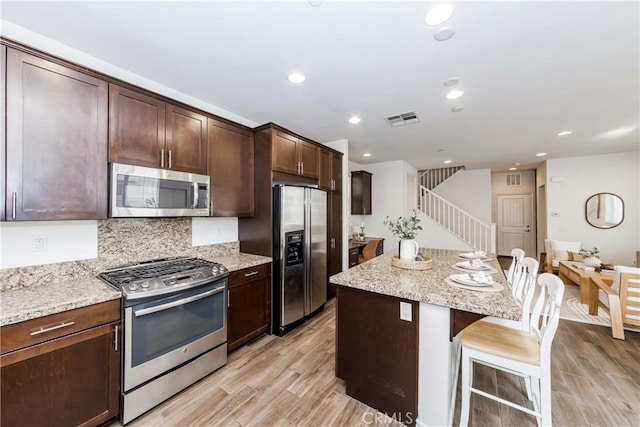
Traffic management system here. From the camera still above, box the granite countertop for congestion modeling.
[330,248,520,320]
[1,252,272,327]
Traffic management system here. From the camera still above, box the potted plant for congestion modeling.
[579,247,601,268]
[383,210,422,260]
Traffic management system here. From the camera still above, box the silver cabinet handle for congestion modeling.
[161,148,165,168]
[244,271,259,277]
[135,286,224,317]
[301,162,304,175]
[192,182,199,209]
[11,192,17,219]
[227,289,230,308]
[168,150,172,169]
[114,324,119,351]
[297,161,301,175]
[30,321,75,336]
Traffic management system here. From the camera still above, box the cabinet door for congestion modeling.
[298,139,319,179]
[362,172,372,214]
[227,276,270,351]
[166,104,208,174]
[108,84,165,168]
[332,152,343,192]
[319,149,332,190]
[208,119,254,217]
[1,322,120,427]
[1,46,6,220]
[328,191,343,298]
[6,49,108,220]
[351,171,372,215]
[272,130,299,175]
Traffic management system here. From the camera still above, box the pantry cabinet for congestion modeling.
[0,300,121,427]
[327,191,343,299]
[109,84,207,175]
[5,48,108,221]
[208,119,255,217]
[227,263,271,351]
[319,149,342,192]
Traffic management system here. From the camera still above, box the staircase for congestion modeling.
[417,167,495,253]
[419,166,465,190]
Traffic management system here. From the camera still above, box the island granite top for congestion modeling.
[1,252,272,327]
[330,248,521,320]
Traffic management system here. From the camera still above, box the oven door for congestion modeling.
[124,280,226,391]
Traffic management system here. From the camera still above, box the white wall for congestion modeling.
[536,161,548,253]
[546,151,639,265]
[434,169,492,225]
[349,160,415,253]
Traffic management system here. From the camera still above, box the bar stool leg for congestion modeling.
[460,349,472,427]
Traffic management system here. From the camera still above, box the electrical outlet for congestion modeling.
[400,302,412,322]
[31,234,47,252]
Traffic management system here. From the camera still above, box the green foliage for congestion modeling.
[579,247,600,258]
[383,210,423,239]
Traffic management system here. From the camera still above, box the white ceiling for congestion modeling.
[2,1,639,171]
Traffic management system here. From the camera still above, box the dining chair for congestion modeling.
[358,239,380,264]
[506,248,525,284]
[589,266,640,340]
[481,257,539,331]
[459,273,564,427]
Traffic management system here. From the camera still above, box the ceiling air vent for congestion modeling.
[506,173,522,186]
[384,111,420,127]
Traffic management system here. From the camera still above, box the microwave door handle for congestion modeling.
[134,286,224,317]
[192,182,199,209]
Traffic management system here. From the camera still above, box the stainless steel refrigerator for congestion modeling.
[273,185,327,336]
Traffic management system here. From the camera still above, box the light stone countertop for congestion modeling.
[330,248,521,320]
[1,252,272,327]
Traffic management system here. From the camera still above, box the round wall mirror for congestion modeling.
[585,193,624,229]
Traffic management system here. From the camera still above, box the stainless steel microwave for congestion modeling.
[110,163,209,217]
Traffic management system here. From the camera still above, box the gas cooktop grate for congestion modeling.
[100,258,219,286]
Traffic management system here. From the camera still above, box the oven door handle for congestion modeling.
[133,286,225,317]
[192,182,199,209]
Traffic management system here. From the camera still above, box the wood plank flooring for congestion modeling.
[111,297,640,426]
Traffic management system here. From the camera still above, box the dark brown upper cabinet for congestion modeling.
[207,118,254,217]
[320,149,343,192]
[109,84,207,175]
[272,130,318,179]
[5,48,108,221]
[351,170,372,215]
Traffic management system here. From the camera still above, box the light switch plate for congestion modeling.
[400,301,412,322]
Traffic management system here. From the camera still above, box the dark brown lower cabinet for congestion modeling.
[1,321,120,427]
[227,263,271,352]
[336,286,418,426]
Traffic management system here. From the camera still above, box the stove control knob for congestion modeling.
[141,280,150,288]
[129,283,139,291]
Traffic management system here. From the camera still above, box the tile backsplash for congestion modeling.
[0,218,239,291]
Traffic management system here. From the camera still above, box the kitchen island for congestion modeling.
[330,248,520,427]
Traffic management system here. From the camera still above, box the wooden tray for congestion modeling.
[391,255,432,270]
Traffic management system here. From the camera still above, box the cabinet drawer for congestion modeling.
[228,263,271,287]
[349,248,359,268]
[1,299,121,355]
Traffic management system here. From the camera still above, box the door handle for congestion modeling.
[11,192,17,219]
[301,162,304,175]
[192,182,199,209]
[168,150,172,169]
[114,324,119,351]
[134,286,224,317]
[161,148,165,168]
[30,321,75,336]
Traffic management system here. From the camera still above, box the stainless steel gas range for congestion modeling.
[99,257,228,424]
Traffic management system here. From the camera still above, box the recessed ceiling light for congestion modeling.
[433,26,456,41]
[349,116,361,124]
[451,106,465,112]
[509,167,517,171]
[425,4,454,26]
[288,73,305,84]
[308,0,323,6]
[363,153,372,157]
[446,90,464,100]
[515,163,521,166]
[536,152,547,157]
[556,130,573,136]
[444,77,459,87]
[444,160,452,164]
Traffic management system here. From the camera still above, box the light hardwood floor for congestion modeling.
[112,298,640,427]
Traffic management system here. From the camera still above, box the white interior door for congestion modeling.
[497,194,534,257]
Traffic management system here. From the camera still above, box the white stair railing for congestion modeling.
[419,166,465,190]
[419,185,494,253]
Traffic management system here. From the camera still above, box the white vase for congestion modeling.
[583,257,601,268]
[399,239,419,261]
